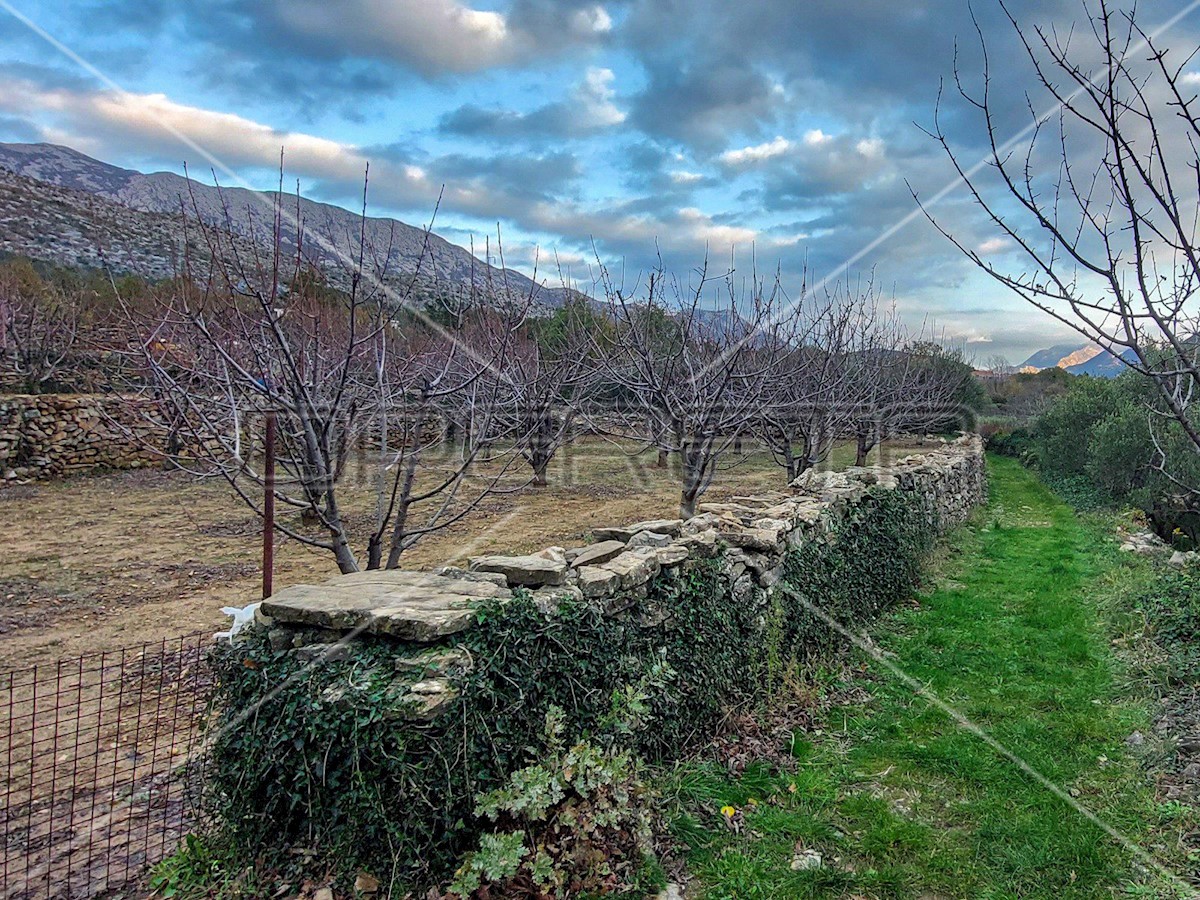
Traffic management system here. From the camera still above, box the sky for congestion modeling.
[1,0,1198,364]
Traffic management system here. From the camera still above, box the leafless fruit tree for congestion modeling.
[0,262,80,394]
[589,257,811,518]
[129,177,533,573]
[919,0,1200,493]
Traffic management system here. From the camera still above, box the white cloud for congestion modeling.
[676,208,762,246]
[571,5,613,35]
[977,237,1010,255]
[855,137,885,158]
[273,0,520,73]
[575,67,625,129]
[719,136,793,166]
[0,76,436,203]
[803,129,832,147]
[670,170,705,184]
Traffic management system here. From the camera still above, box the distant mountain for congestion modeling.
[0,165,264,280]
[0,141,574,307]
[1019,344,1087,371]
[1019,343,1132,378]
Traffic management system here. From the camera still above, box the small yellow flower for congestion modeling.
[720,805,736,819]
[747,797,759,807]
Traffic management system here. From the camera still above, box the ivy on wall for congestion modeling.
[202,484,940,892]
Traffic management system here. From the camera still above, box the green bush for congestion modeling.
[201,485,940,894]
[1033,376,1117,481]
[1129,568,1200,684]
[1022,371,1200,538]
[446,706,664,899]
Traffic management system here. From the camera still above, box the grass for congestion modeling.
[666,456,1195,899]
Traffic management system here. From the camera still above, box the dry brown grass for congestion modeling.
[0,437,930,669]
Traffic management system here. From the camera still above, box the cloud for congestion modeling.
[720,136,793,166]
[226,0,614,77]
[628,60,782,148]
[977,237,1010,254]
[273,0,515,73]
[439,66,624,139]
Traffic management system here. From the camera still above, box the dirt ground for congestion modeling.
[0,437,929,670]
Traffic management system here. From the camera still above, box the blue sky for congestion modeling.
[1,0,1198,362]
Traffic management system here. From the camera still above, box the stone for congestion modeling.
[655,885,684,900]
[432,566,509,587]
[261,569,512,642]
[599,548,661,591]
[569,540,627,568]
[628,530,671,549]
[576,565,620,599]
[790,849,822,872]
[591,525,639,542]
[629,518,683,536]
[1170,550,1198,567]
[680,512,723,535]
[592,518,682,542]
[1125,731,1145,747]
[267,627,294,652]
[469,553,568,587]
[677,528,719,558]
[654,544,690,566]
[410,678,449,694]
[394,647,472,678]
[386,677,458,721]
[294,642,352,664]
[531,584,584,614]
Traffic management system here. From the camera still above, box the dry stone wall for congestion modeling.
[259,433,986,715]
[0,394,166,484]
[208,433,986,886]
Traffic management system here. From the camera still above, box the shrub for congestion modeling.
[445,707,664,899]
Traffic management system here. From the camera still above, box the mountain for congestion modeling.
[1019,344,1087,371]
[1019,343,1132,377]
[0,142,573,306]
[0,165,265,279]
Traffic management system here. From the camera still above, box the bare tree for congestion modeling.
[485,306,592,486]
[758,289,857,480]
[920,0,1200,493]
[590,257,805,518]
[130,175,533,573]
[0,263,81,394]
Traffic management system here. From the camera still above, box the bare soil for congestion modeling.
[0,438,928,670]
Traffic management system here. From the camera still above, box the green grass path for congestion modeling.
[670,456,1183,899]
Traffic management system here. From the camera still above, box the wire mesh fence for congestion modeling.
[1,633,215,899]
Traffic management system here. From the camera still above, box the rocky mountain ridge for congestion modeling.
[0,141,573,306]
[1019,342,1129,377]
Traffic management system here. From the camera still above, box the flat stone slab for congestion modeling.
[592,519,682,542]
[570,540,627,568]
[262,570,511,642]
[469,553,568,587]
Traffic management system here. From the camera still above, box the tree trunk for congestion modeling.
[855,431,872,467]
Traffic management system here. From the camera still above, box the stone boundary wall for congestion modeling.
[212,433,985,886]
[258,433,987,713]
[0,394,166,485]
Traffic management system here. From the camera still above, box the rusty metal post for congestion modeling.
[262,408,276,599]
